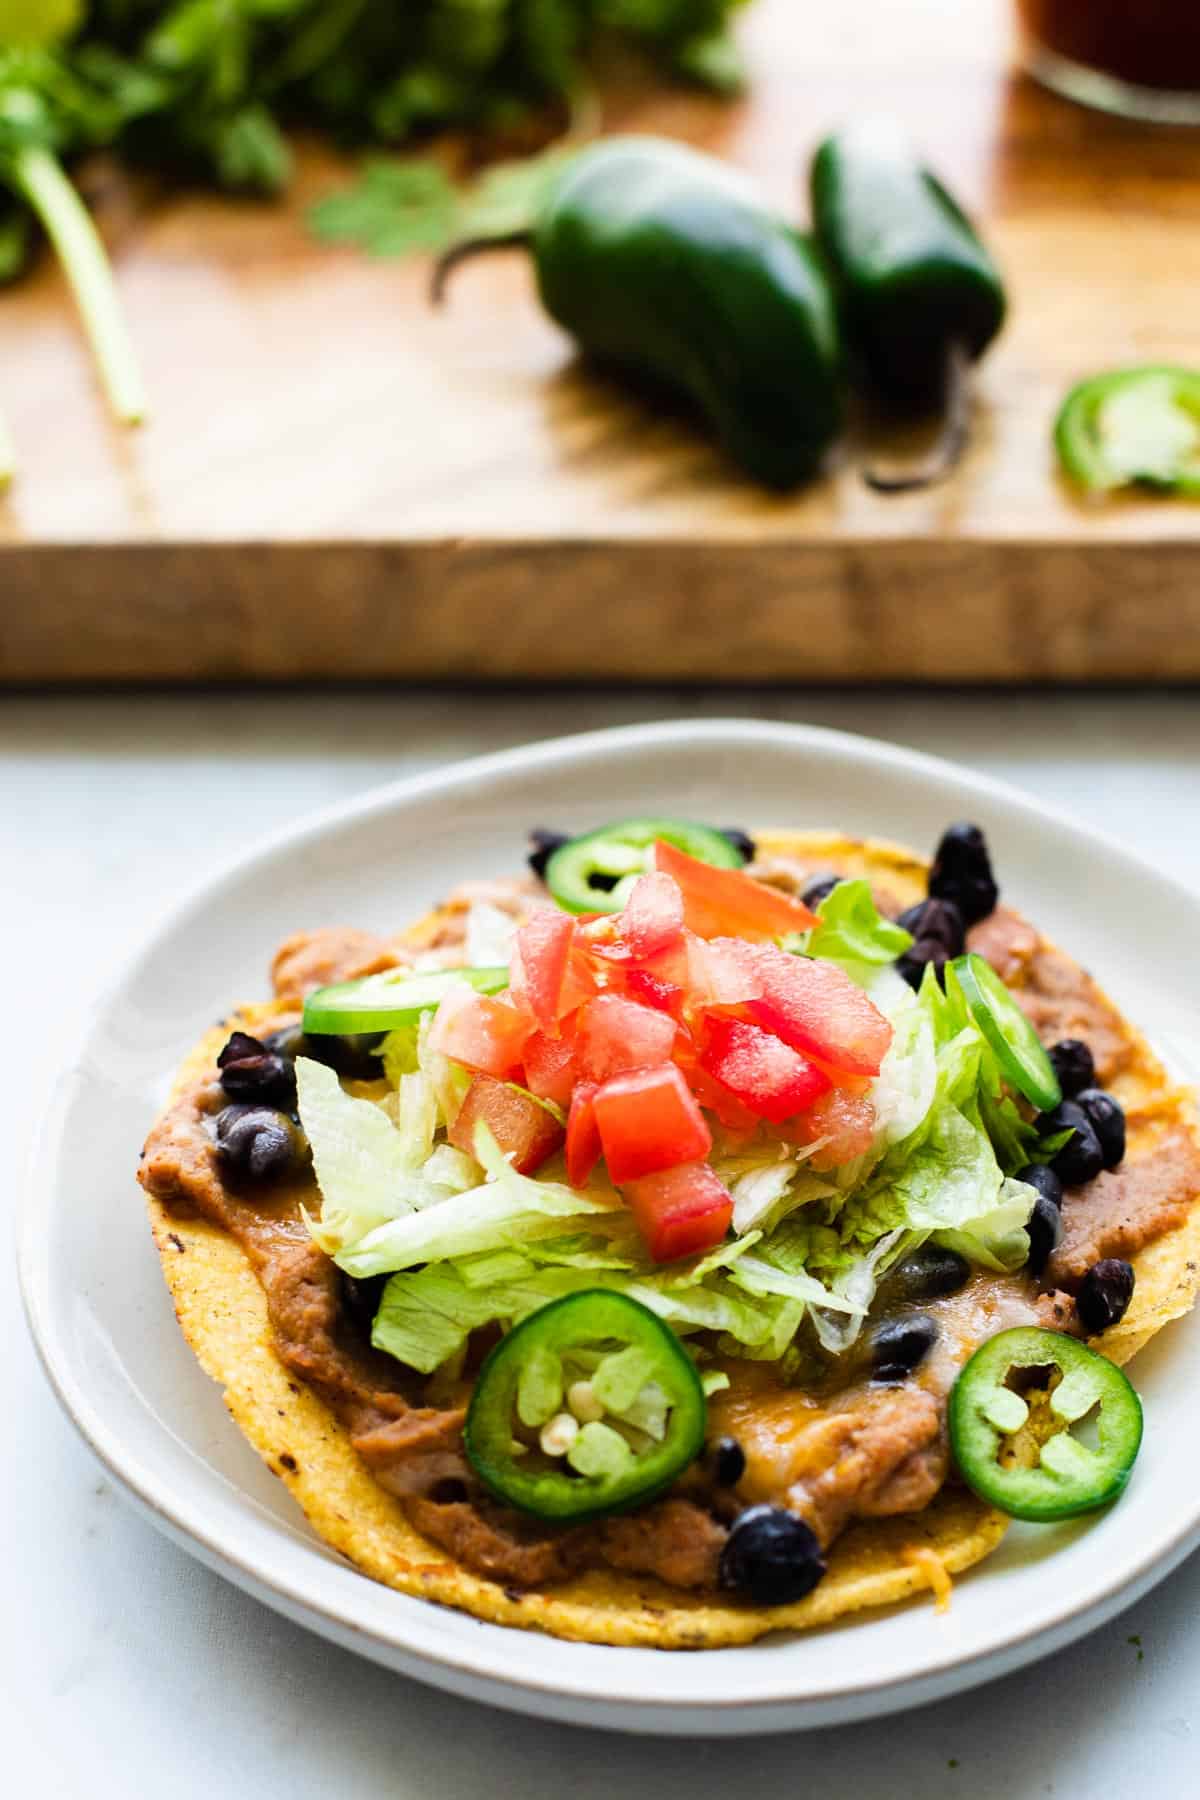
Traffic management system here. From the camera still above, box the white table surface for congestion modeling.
[8,688,1200,1796]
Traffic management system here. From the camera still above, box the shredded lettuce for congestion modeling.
[336,1123,621,1279]
[867,969,937,1146]
[465,900,518,967]
[795,878,913,986]
[380,1025,421,1083]
[297,1057,465,1254]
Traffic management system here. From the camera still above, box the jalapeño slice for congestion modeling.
[949,1327,1143,1522]
[303,966,508,1036]
[544,818,745,915]
[1055,365,1200,496]
[464,1290,706,1522]
[950,952,1062,1112]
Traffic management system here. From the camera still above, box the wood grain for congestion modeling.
[2,0,1199,684]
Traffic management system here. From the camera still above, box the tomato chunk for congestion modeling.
[788,1088,877,1170]
[448,1074,564,1175]
[746,945,893,1077]
[565,1082,603,1189]
[619,871,685,959]
[620,964,686,1019]
[576,992,678,1084]
[687,933,762,1007]
[522,1025,578,1108]
[429,985,533,1078]
[652,841,816,942]
[624,1162,733,1264]
[682,1062,763,1137]
[511,907,576,1029]
[699,1016,832,1125]
[593,1063,712,1184]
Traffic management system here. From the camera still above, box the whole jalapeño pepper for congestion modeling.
[435,136,845,489]
[810,120,1006,491]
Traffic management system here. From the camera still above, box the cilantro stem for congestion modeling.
[0,401,14,490]
[11,145,145,425]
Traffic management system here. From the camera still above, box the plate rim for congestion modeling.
[19,715,1200,1730]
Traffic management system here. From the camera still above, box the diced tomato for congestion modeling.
[428,985,533,1078]
[698,1016,832,1125]
[687,933,763,1007]
[745,945,893,1077]
[788,1088,878,1170]
[623,1161,733,1264]
[652,841,816,942]
[565,1082,603,1188]
[522,1024,579,1109]
[620,964,686,1020]
[592,1063,712,1184]
[560,940,601,1015]
[448,1074,564,1175]
[684,1063,763,1137]
[576,992,678,1084]
[510,907,575,1029]
[619,871,685,959]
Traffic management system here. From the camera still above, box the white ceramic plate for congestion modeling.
[20,719,1200,1734]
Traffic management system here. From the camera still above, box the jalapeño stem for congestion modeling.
[863,341,971,494]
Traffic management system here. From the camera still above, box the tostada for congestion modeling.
[139,819,1200,1647]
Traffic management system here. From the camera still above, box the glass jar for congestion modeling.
[1017,1,1200,123]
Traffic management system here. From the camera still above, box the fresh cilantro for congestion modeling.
[309,157,461,257]
[0,0,749,484]
[308,144,577,260]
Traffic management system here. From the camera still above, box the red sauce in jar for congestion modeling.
[1018,0,1200,93]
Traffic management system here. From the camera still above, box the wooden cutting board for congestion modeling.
[3,0,1200,685]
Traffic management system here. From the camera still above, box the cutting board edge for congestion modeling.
[4,535,1199,684]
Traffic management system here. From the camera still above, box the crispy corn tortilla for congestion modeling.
[142,833,1200,1648]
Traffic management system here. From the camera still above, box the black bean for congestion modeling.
[430,1477,470,1505]
[1077,1259,1135,1335]
[897,897,966,955]
[215,1105,298,1182]
[219,1043,297,1110]
[718,1505,826,1606]
[1075,1088,1126,1171]
[1025,1192,1064,1278]
[710,1436,746,1487]
[339,1268,389,1339]
[1048,1038,1095,1099]
[801,873,843,911]
[720,829,756,864]
[1041,1100,1105,1186]
[263,1023,309,1062]
[928,822,999,926]
[527,829,570,881]
[895,942,945,992]
[871,1315,938,1382]
[886,1248,970,1303]
[895,895,966,990]
[300,1032,385,1080]
[218,1030,266,1067]
[1015,1162,1064,1211]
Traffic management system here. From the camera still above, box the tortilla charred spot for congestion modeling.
[167,1232,185,1253]
[278,1452,298,1473]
